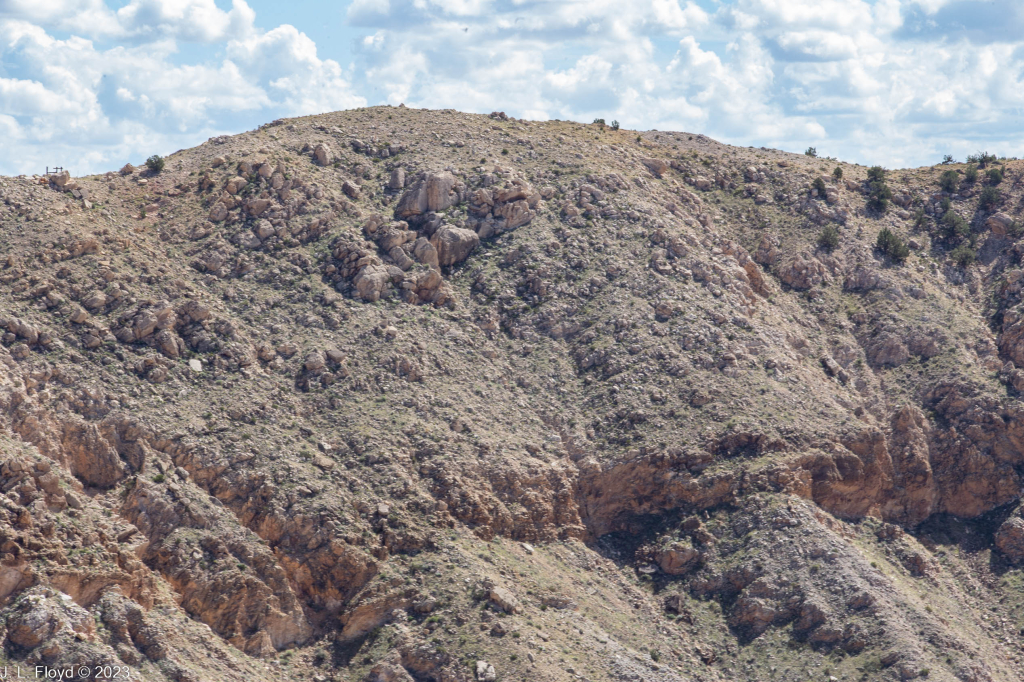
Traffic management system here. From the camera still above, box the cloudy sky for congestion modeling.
[1,0,1022,176]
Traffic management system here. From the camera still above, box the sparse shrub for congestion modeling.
[913,208,926,229]
[939,210,970,244]
[964,164,979,183]
[867,177,892,212]
[812,177,827,196]
[501,148,509,155]
[876,227,909,263]
[866,167,892,213]
[979,186,1001,210]
[832,166,843,181]
[950,243,976,267]
[145,155,165,173]
[939,169,959,193]
[987,166,1004,185]
[592,118,605,126]
[805,147,817,157]
[650,649,661,662]
[967,151,997,167]
[151,474,165,483]
[942,154,955,164]
[817,225,840,252]
[610,120,620,130]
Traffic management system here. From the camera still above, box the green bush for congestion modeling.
[987,167,1004,185]
[812,177,827,196]
[913,208,926,229]
[876,227,909,263]
[817,226,840,252]
[145,155,165,173]
[868,180,892,212]
[950,244,976,267]
[979,186,1001,210]
[967,151,997,167]
[939,169,959,193]
[805,147,817,157]
[939,210,970,244]
[610,120,620,130]
[942,154,955,164]
[832,166,843,181]
[592,118,606,126]
[867,166,886,182]
[964,165,979,183]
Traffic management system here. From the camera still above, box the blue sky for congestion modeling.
[2,0,1023,175]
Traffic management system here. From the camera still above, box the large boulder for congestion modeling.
[412,238,439,270]
[778,253,829,290]
[208,202,228,222]
[48,170,71,188]
[395,172,460,219]
[656,541,699,575]
[225,176,247,195]
[493,199,534,231]
[641,158,669,178]
[996,517,1024,563]
[430,226,479,268]
[867,334,910,367]
[728,596,776,638]
[313,143,333,166]
[987,212,1014,236]
[353,264,389,302]
[7,587,95,650]
[488,586,520,614]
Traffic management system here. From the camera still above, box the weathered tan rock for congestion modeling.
[208,202,228,222]
[488,585,520,613]
[778,252,828,290]
[225,176,247,195]
[313,143,333,166]
[353,264,390,301]
[641,158,669,178]
[430,226,479,267]
[986,212,1014,235]
[395,171,459,219]
[82,290,108,310]
[656,541,699,574]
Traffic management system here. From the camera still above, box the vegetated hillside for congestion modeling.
[1,106,1024,682]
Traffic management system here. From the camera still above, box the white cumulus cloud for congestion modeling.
[4,0,1024,174]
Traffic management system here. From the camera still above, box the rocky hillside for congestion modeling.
[1,106,1024,682]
